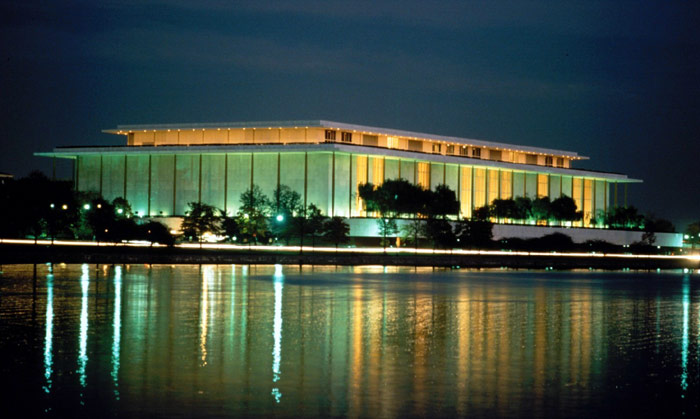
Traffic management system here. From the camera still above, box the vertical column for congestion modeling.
[304,152,308,207]
[198,154,203,203]
[147,155,152,215]
[223,154,228,214]
[173,155,177,214]
[348,153,352,216]
[331,152,336,216]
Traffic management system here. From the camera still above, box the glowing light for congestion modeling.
[78,264,89,392]
[271,264,284,403]
[112,266,122,400]
[117,208,123,214]
[680,277,689,394]
[199,266,214,366]
[49,203,54,209]
[43,272,54,394]
[83,204,90,210]
[61,204,68,210]
[276,214,284,222]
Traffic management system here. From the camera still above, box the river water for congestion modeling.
[0,264,698,418]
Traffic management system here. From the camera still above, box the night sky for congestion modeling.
[1,1,698,228]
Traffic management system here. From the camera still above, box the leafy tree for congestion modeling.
[221,215,241,242]
[531,197,552,223]
[472,206,491,221]
[139,221,175,246]
[237,185,271,244]
[401,219,426,248]
[513,196,533,221]
[491,198,518,222]
[685,221,700,249]
[456,219,493,249]
[271,185,302,218]
[644,215,675,233]
[306,204,327,247]
[323,216,350,248]
[182,202,222,245]
[426,218,456,249]
[377,218,398,248]
[604,206,645,229]
[550,195,581,224]
[426,184,459,219]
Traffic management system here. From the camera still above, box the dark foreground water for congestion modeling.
[0,264,698,418]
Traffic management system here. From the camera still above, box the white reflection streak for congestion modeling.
[271,264,284,403]
[78,264,89,392]
[680,278,689,393]
[43,272,54,394]
[112,266,122,400]
[200,266,213,367]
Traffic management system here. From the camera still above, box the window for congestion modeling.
[362,134,378,146]
[460,146,469,156]
[387,136,399,149]
[341,132,352,142]
[489,150,502,161]
[545,156,553,167]
[526,154,538,165]
[472,147,481,158]
[432,143,442,153]
[556,157,564,168]
[446,145,455,154]
[325,130,336,141]
[408,140,423,151]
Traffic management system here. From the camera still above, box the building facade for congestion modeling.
[37,120,639,226]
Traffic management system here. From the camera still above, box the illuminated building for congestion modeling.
[36,120,639,229]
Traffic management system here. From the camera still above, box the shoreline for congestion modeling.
[1,243,698,270]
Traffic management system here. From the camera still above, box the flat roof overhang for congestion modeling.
[102,120,587,160]
[35,143,640,183]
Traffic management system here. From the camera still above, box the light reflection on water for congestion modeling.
[0,264,698,417]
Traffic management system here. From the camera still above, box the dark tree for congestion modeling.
[182,202,223,245]
[456,219,493,249]
[323,216,351,248]
[238,185,271,244]
[426,184,459,219]
[550,195,581,223]
[426,218,456,249]
[531,197,552,223]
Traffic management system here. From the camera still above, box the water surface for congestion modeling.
[0,264,698,417]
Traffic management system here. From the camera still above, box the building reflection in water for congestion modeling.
[77,264,89,394]
[42,268,54,394]
[112,266,122,400]
[271,264,284,403]
[15,264,697,416]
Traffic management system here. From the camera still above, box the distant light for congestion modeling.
[61,204,68,210]
[96,204,102,209]
[117,208,124,214]
[276,214,284,222]
[83,204,90,210]
[243,213,249,219]
[50,203,55,208]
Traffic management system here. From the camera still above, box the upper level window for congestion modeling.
[446,145,455,154]
[545,156,553,167]
[489,150,502,161]
[556,157,564,168]
[341,132,352,142]
[526,154,538,165]
[460,146,469,156]
[432,143,442,153]
[472,147,481,158]
[387,136,399,149]
[325,130,336,140]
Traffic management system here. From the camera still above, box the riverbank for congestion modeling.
[1,242,698,270]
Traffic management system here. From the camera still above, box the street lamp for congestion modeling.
[276,214,284,222]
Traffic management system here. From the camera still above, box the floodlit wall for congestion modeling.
[73,150,617,225]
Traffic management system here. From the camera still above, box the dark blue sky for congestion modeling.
[1,1,698,227]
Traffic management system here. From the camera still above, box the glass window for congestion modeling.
[446,145,454,154]
[460,146,469,156]
[472,147,481,158]
[341,132,352,142]
[545,156,553,167]
[432,143,442,153]
[325,130,336,140]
